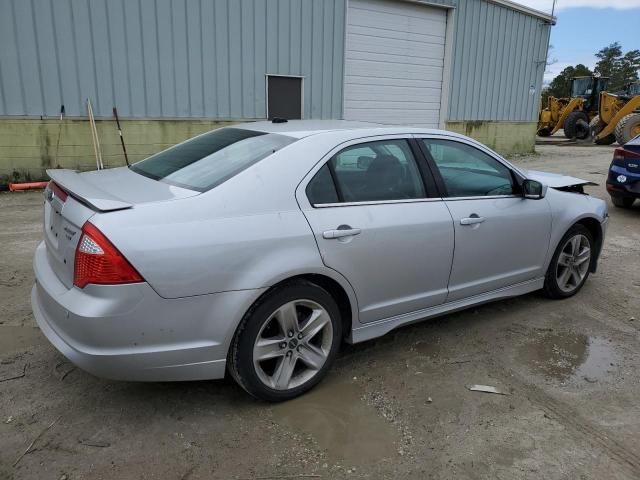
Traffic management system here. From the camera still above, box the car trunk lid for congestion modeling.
[47,167,199,211]
[43,182,94,288]
[43,168,199,288]
[615,145,640,174]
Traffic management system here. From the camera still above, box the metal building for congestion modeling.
[0,0,554,181]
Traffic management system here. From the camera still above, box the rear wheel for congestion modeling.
[564,111,590,139]
[543,225,593,299]
[615,113,640,145]
[589,115,616,145]
[611,196,635,208]
[228,280,341,402]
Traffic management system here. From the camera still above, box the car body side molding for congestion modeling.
[352,277,544,343]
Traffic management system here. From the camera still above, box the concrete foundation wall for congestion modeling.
[1,119,536,183]
[445,121,537,156]
[0,119,235,183]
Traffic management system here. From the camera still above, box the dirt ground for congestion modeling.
[1,143,640,480]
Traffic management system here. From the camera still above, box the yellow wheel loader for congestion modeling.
[592,82,640,145]
[538,76,609,139]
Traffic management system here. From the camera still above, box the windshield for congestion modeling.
[571,78,593,97]
[130,128,296,191]
[628,83,640,96]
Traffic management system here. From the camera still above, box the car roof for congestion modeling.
[233,119,462,140]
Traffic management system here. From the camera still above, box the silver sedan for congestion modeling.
[32,121,608,401]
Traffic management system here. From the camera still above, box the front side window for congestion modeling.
[420,139,515,197]
[130,128,296,191]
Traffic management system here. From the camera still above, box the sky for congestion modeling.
[513,0,640,83]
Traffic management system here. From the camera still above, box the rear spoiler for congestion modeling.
[47,169,133,212]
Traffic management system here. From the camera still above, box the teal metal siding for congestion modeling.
[441,0,551,122]
[0,0,549,122]
[0,0,346,119]
[405,0,551,122]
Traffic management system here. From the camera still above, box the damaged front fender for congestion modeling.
[524,169,597,193]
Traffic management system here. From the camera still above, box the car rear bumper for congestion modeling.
[31,241,264,381]
[607,166,640,198]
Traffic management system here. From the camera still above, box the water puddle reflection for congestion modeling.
[518,332,618,382]
[271,379,397,465]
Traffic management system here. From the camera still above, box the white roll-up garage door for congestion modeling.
[343,0,447,127]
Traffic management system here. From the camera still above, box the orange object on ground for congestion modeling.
[8,181,49,191]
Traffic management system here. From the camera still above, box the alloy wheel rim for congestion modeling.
[556,234,591,293]
[253,299,333,390]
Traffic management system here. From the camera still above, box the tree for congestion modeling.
[546,44,558,70]
[594,42,622,78]
[619,50,640,90]
[595,43,640,92]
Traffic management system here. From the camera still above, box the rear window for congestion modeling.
[130,128,296,191]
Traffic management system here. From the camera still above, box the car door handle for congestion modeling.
[460,215,485,225]
[323,227,362,239]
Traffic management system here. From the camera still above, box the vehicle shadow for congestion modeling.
[101,290,543,406]
[23,289,558,416]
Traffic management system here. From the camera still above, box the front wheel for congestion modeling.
[564,111,590,139]
[228,281,341,402]
[543,225,593,299]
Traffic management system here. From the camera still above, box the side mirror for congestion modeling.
[523,179,546,199]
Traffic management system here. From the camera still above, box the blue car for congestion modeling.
[607,135,640,208]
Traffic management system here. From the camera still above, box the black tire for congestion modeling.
[589,115,616,145]
[615,113,640,146]
[228,280,342,402]
[611,196,635,208]
[537,127,552,137]
[543,224,593,299]
[564,111,590,139]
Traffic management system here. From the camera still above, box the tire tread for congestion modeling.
[564,111,589,139]
[615,113,640,146]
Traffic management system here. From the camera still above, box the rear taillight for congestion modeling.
[47,181,68,202]
[613,148,640,162]
[74,222,143,288]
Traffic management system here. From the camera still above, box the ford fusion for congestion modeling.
[32,121,608,401]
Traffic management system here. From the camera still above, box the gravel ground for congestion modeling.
[1,143,640,480]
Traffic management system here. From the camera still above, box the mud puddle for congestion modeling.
[271,379,398,466]
[518,332,618,383]
[0,326,46,355]
[414,337,442,357]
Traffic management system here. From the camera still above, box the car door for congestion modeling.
[296,136,455,324]
[417,137,552,302]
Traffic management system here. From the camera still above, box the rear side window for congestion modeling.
[306,164,339,204]
[130,128,296,191]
